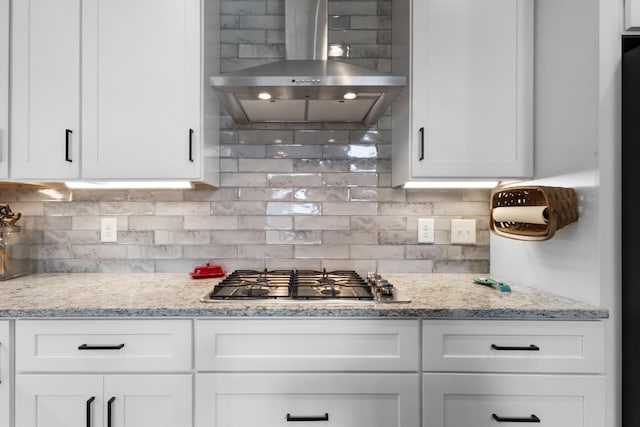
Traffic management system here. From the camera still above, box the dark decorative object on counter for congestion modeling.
[0,204,30,280]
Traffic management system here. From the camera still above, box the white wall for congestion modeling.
[490,0,621,425]
[490,0,601,304]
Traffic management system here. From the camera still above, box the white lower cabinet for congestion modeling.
[16,374,192,427]
[14,319,193,427]
[4,317,608,427]
[0,321,10,427]
[195,318,420,372]
[15,319,192,372]
[196,373,420,427]
[421,320,606,427]
[194,318,421,427]
[423,373,604,427]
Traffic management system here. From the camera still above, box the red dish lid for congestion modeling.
[190,263,225,279]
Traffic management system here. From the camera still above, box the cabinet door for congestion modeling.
[0,321,9,427]
[15,374,104,427]
[196,373,420,427]
[627,0,640,30]
[410,0,532,178]
[105,375,192,427]
[0,0,8,179]
[423,373,605,427]
[16,374,192,427]
[10,0,81,180]
[81,0,201,180]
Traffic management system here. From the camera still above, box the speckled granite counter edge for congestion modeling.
[0,307,609,320]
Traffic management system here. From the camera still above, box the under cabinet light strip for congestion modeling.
[65,181,193,189]
[403,181,501,189]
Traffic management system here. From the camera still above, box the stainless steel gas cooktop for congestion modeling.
[200,269,410,304]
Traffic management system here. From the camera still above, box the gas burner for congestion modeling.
[318,285,340,297]
[316,277,336,287]
[235,285,270,298]
[239,278,272,288]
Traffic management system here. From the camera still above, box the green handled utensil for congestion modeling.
[473,277,511,293]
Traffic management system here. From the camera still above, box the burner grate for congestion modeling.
[205,269,374,301]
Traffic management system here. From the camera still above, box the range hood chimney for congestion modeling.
[210,0,406,125]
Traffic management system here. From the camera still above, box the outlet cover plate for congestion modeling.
[101,218,118,243]
[418,218,435,244]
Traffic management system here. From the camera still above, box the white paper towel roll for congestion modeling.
[492,206,549,225]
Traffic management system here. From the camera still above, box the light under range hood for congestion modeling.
[210,0,406,125]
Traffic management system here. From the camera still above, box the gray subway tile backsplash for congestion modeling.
[3,0,490,275]
[328,1,379,15]
[220,1,267,15]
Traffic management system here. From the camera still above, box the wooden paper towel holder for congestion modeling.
[490,186,578,241]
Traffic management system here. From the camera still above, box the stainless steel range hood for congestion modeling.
[210,0,406,125]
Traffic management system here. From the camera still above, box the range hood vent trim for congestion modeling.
[210,0,406,125]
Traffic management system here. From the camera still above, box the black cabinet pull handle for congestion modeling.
[418,127,425,161]
[65,129,73,162]
[189,128,194,162]
[286,413,329,422]
[86,396,95,427]
[492,413,540,423]
[78,344,125,350]
[107,396,115,427]
[491,344,540,351]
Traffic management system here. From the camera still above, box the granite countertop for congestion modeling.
[0,273,608,320]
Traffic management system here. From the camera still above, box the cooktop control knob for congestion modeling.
[380,281,394,295]
[367,272,381,285]
[366,272,394,295]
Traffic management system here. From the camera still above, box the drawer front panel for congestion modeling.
[16,319,192,372]
[195,319,420,372]
[423,373,605,427]
[422,320,604,373]
[196,373,420,427]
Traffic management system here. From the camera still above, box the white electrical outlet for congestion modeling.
[451,219,476,244]
[101,218,118,243]
[418,218,435,244]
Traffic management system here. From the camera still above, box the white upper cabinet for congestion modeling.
[0,0,8,179]
[8,0,219,186]
[10,0,81,180]
[627,0,640,30]
[392,0,533,186]
[81,0,203,180]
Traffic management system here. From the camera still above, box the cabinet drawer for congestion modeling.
[422,320,604,373]
[423,373,604,427]
[196,373,420,427]
[15,319,192,372]
[195,318,419,372]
